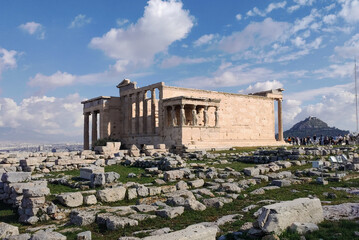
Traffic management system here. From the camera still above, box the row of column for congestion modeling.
[83,111,99,150]
[126,88,157,135]
[167,105,219,127]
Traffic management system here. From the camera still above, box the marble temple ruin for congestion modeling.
[81,79,285,151]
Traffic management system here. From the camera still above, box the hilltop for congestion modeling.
[283,116,350,138]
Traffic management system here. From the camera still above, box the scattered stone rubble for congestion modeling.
[0,144,358,239]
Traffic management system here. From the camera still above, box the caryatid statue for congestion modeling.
[192,107,197,126]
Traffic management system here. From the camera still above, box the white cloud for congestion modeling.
[339,0,359,23]
[235,14,242,20]
[239,80,283,94]
[27,60,153,92]
[288,5,300,13]
[323,14,337,24]
[325,3,336,11]
[28,71,76,90]
[160,55,212,68]
[283,82,357,131]
[175,63,302,88]
[219,18,291,54]
[292,9,319,34]
[0,94,83,135]
[193,34,216,47]
[288,0,315,13]
[116,18,129,26]
[69,14,92,28]
[19,21,45,39]
[313,62,354,80]
[247,1,287,17]
[89,0,194,70]
[283,99,302,129]
[0,47,17,79]
[286,89,355,131]
[266,1,287,13]
[294,0,315,5]
[334,34,359,59]
[289,83,353,101]
[291,37,306,47]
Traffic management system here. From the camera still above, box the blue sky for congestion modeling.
[0,0,359,142]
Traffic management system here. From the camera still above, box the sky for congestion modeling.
[0,0,359,143]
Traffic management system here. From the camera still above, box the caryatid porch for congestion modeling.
[162,96,221,128]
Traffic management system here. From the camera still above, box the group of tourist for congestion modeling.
[284,134,358,146]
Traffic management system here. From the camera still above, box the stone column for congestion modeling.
[128,94,133,135]
[278,99,283,141]
[143,91,148,134]
[180,105,186,126]
[215,106,219,127]
[192,105,197,126]
[203,106,209,126]
[171,106,177,126]
[99,110,107,139]
[136,92,140,134]
[91,111,98,147]
[151,89,156,134]
[83,112,90,150]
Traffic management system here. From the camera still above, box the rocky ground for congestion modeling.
[0,144,358,240]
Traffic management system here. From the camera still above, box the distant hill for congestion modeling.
[0,127,81,143]
[283,116,349,138]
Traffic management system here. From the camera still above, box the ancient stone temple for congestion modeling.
[81,79,285,151]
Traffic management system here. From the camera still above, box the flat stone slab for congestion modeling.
[323,203,359,220]
[80,166,104,180]
[131,204,158,213]
[23,187,50,197]
[1,172,31,183]
[0,222,19,238]
[128,213,156,221]
[156,207,184,219]
[106,216,138,230]
[70,210,97,226]
[31,229,66,240]
[271,179,291,187]
[97,187,126,203]
[57,192,83,207]
[142,224,217,240]
[257,198,323,235]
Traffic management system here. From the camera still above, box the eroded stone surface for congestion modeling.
[0,222,19,238]
[142,224,217,240]
[323,203,359,220]
[257,198,324,234]
[97,187,126,203]
[57,192,83,207]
